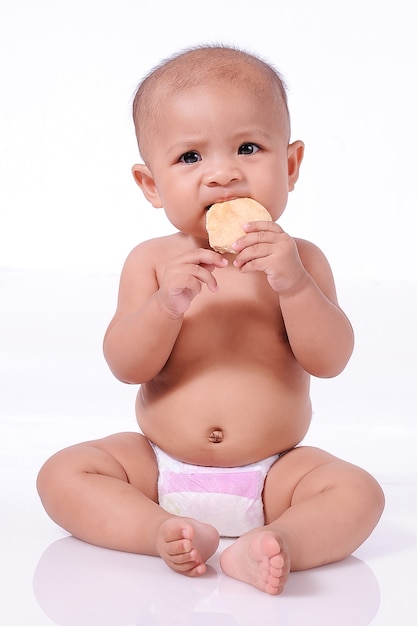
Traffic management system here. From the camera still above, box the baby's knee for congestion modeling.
[341,464,385,530]
[362,469,385,518]
[36,446,78,509]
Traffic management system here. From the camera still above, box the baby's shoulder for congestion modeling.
[118,233,188,292]
[125,232,187,264]
[294,237,337,293]
[294,237,327,263]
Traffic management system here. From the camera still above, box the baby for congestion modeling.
[37,45,384,595]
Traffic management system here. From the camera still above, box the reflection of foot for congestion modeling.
[156,517,220,576]
[220,529,290,594]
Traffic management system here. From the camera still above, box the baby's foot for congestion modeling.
[156,517,219,576]
[220,529,290,594]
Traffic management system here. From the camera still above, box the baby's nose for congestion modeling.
[204,159,242,186]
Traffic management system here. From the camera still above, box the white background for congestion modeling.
[1,0,416,281]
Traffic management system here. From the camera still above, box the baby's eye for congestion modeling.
[238,143,260,155]
[179,151,201,164]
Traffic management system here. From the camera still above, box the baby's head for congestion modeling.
[132,45,291,164]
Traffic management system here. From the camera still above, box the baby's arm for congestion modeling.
[103,240,227,383]
[232,224,354,378]
[277,238,354,377]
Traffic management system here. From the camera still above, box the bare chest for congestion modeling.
[176,266,287,361]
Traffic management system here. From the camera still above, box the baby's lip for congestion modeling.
[206,196,240,210]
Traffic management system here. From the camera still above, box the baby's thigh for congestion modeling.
[38,432,158,502]
[262,446,348,523]
[93,432,159,499]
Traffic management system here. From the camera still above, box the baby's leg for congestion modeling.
[220,446,384,594]
[37,432,219,576]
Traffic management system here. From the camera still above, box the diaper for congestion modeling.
[151,444,279,537]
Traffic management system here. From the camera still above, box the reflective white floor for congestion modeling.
[1,270,416,625]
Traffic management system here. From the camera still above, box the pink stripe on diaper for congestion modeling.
[161,471,259,499]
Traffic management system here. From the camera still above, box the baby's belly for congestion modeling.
[136,366,311,467]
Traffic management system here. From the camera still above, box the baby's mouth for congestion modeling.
[206,197,240,211]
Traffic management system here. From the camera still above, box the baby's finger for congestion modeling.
[242,220,284,234]
[184,248,229,268]
[232,229,279,254]
[232,244,272,270]
[188,262,221,293]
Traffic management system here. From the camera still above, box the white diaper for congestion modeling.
[151,444,279,537]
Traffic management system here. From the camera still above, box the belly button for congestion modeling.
[209,429,224,443]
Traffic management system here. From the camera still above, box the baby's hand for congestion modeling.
[157,248,228,318]
[231,221,306,294]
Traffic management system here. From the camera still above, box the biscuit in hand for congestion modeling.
[206,198,272,253]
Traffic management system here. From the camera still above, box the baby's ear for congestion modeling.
[287,140,304,191]
[132,164,163,208]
